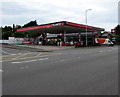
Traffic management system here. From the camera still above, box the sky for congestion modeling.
[0,0,119,31]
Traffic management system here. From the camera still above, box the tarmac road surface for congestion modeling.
[2,45,118,95]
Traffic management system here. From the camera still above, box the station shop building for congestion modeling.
[16,21,105,46]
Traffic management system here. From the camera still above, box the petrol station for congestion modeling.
[16,21,105,46]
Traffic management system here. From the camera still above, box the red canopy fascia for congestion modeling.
[16,21,104,32]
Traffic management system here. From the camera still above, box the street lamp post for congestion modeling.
[85,9,92,47]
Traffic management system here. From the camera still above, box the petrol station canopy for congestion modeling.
[16,21,105,34]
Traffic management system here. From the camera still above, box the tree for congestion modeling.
[22,20,38,28]
[2,26,13,39]
[16,25,22,29]
[115,25,120,36]
[115,25,120,44]
[2,31,12,39]
[14,32,25,37]
[3,26,12,31]
[20,20,39,37]
[1,20,38,39]
[0,27,2,40]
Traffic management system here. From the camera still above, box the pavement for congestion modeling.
[1,44,74,52]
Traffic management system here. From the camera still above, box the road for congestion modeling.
[1,46,118,95]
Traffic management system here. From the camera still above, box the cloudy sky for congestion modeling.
[1,0,119,31]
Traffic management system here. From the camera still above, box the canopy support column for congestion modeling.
[92,32,94,45]
[64,30,66,45]
[79,32,81,42]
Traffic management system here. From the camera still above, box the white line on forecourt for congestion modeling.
[0,70,3,72]
[12,58,49,64]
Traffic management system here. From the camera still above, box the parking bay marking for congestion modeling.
[1,53,47,62]
[1,52,61,62]
[12,58,49,64]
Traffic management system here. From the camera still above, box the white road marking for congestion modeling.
[20,66,29,69]
[2,50,12,55]
[99,51,105,53]
[49,57,80,64]
[2,50,32,56]
[59,60,65,62]
[18,53,22,55]
[99,50,113,53]
[10,54,17,55]
[12,58,49,64]
[0,70,3,72]
[11,53,28,55]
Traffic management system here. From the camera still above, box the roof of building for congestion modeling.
[16,21,105,33]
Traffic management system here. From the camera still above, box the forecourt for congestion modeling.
[2,46,118,95]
